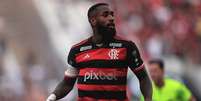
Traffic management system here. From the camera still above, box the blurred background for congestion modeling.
[0,0,201,101]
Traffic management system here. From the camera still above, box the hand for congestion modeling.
[46,94,56,101]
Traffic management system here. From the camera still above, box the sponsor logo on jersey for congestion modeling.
[108,49,119,59]
[80,45,92,51]
[109,43,122,47]
[84,70,118,82]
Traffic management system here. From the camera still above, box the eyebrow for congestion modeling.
[102,11,114,15]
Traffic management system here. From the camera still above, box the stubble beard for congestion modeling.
[97,24,116,42]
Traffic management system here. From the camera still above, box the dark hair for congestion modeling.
[87,3,109,19]
[149,59,164,70]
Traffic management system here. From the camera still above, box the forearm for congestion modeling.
[52,79,74,100]
[140,76,153,101]
[48,75,77,101]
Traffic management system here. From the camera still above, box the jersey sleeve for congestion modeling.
[127,41,146,79]
[64,47,79,78]
[67,47,77,68]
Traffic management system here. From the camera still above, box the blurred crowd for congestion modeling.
[108,0,201,64]
[0,0,201,101]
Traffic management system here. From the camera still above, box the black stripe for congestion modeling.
[78,90,127,99]
[77,60,127,68]
[77,76,127,85]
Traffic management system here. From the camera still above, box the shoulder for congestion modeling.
[69,37,91,54]
[114,35,137,46]
[166,78,179,84]
[164,78,191,97]
[72,37,91,49]
[165,78,186,88]
[114,35,131,43]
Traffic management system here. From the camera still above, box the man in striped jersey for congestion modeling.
[46,3,152,101]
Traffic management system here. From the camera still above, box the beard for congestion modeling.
[97,24,116,41]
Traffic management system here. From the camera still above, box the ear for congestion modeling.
[90,18,96,26]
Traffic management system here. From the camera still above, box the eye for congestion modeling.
[102,11,109,17]
[110,12,114,16]
[102,11,114,17]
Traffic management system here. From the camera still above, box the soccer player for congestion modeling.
[46,3,152,101]
[142,59,196,101]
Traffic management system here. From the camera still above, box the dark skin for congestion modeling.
[51,5,152,101]
[53,79,75,100]
[138,70,153,101]
[89,6,115,44]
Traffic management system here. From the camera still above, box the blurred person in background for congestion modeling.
[141,59,196,101]
[46,3,152,101]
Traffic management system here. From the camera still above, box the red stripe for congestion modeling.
[131,64,145,73]
[75,48,126,63]
[79,68,127,76]
[78,97,129,101]
[77,84,126,91]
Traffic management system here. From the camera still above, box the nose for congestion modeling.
[108,15,114,22]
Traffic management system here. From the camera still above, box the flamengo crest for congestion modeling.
[108,49,119,59]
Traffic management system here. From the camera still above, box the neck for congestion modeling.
[92,28,111,44]
[92,29,103,44]
[155,79,165,88]
[92,27,115,44]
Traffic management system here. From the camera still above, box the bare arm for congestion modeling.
[46,47,79,101]
[47,67,78,101]
[127,42,153,101]
[131,65,152,101]
[138,70,152,101]
[53,77,76,100]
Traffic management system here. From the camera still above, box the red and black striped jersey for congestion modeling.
[67,36,145,101]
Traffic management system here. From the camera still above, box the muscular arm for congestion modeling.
[132,64,152,101]
[47,67,78,101]
[127,41,152,100]
[138,69,152,101]
[52,76,77,100]
[47,47,79,101]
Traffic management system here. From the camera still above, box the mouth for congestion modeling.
[107,23,115,28]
